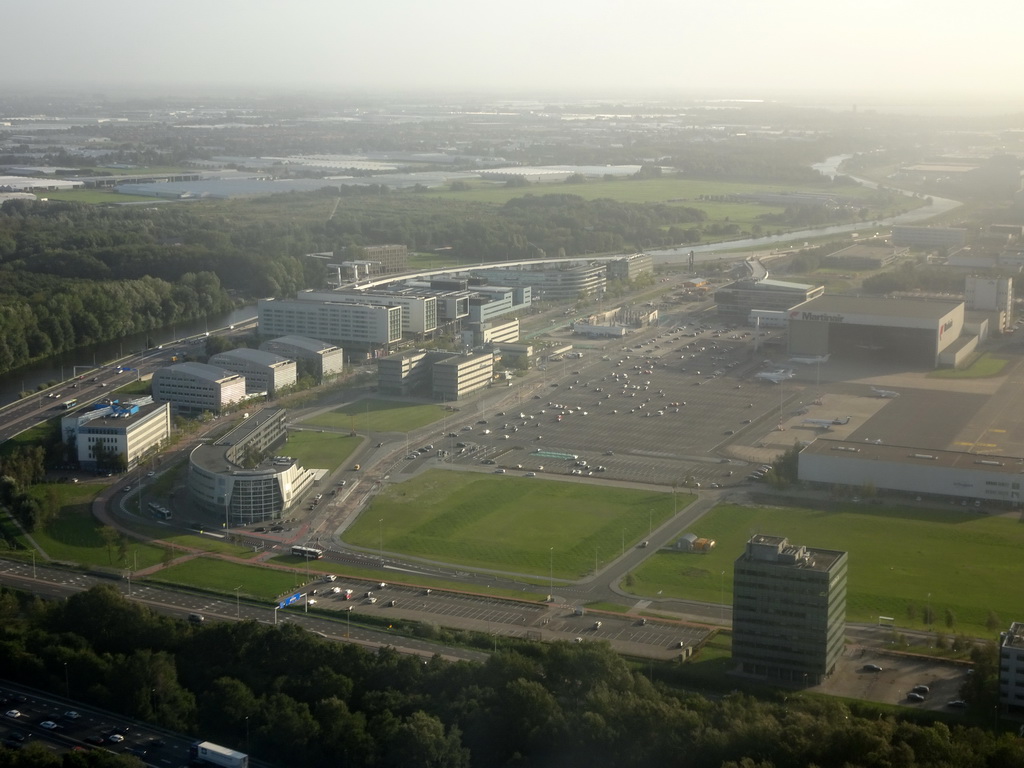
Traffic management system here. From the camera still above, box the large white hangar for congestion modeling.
[798,440,1022,506]
[786,295,968,368]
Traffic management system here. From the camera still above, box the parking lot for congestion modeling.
[398,321,805,487]
[817,642,973,712]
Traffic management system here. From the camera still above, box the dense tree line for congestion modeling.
[0,585,1020,768]
[0,446,49,535]
[0,191,703,376]
[861,263,969,296]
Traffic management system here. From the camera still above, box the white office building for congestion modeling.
[258,297,403,355]
[61,397,171,472]
[301,289,438,336]
[209,348,297,396]
[259,335,344,380]
[152,362,247,413]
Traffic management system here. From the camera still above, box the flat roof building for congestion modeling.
[209,348,297,396]
[432,352,494,401]
[471,263,606,301]
[258,297,403,356]
[786,294,965,367]
[732,535,848,686]
[1000,622,1024,713]
[462,318,520,348]
[377,350,455,396]
[823,242,905,270]
[715,278,824,322]
[355,244,409,275]
[304,289,438,336]
[152,362,246,414]
[259,335,344,381]
[798,439,1024,504]
[468,285,532,324]
[61,397,171,472]
[606,252,654,282]
[892,226,968,250]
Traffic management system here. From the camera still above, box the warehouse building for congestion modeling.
[786,295,967,368]
[892,225,968,250]
[732,534,848,686]
[798,440,1023,505]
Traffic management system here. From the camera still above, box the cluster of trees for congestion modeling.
[0,584,1020,768]
[0,199,322,376]
[862,263,971,296]
[0,446,49,535]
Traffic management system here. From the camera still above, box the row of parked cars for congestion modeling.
[860,667,968,707]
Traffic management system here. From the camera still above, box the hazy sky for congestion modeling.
[9,0,1024,104]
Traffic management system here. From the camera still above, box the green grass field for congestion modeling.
[37,189,166,204]
[23,484,171,570]
[282,430,361,473]
[343,470,681,579]
[929,353,1009,379]
[147,557,308,601]
[625,501,1024,636]
[303,398,451,433]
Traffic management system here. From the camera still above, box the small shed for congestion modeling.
[677,533,716,553]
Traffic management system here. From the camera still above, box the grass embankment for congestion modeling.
[929,353,1009,379]
[303,398,451,434]
[627,501,1023,637]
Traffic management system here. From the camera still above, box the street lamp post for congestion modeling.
[30,550,36,579]
[64,662,69,698]
[378,518,384,564]
[234,585,242,619]
[548,547,553,599]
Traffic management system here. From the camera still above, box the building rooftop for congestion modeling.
[791,294,963,320]
[266,335,338,354]
[801,438,1024,473]
[212,348,291,366]
[723,278,816,292]
[1003,622,1024,649]
[742,534,845,572]
[162,361,240,382]
[433,351,492,369]
[70,397,165,427]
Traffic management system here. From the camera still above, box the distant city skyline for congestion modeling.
[5,0,1023,110]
